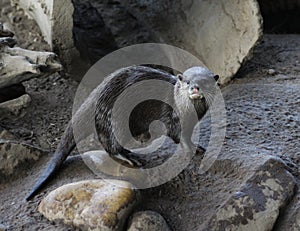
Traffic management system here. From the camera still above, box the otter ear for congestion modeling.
[177,74,184,81]
[214,75,219,81]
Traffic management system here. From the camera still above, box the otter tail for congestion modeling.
[25,122,75,201]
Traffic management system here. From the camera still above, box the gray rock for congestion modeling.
[11,0,86,81]
[290,205,300,231]
[0,129,15,140]
[38,179,140,231]
[0,140,46,176]
[127,210,171,231]
[0,22,14,37]
[267,69,276,75]
[205,157,296,231]
[0,223,7,231]
[122,0,262,84]
[273,192,300,231]
[0,46,62,89]
[15,0,262,83]
[0,94,31,118]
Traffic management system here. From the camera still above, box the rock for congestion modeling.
[10,127,33,139]
[11,0,87,81]
[0,22,14,37]
[0,22,62,88]
[205,157,296,231]
[15,0,262,83]
[0,224,7,231]
[0,140,46,176]
[0,23,62,88]
[38,180,140,231]
[127,211,171,231]
[0,129,15,140]
[281,203,300,231]
[290,205,300,230]
[80,137,187,189]
[267,69,276,75]
[0,94,31,118]
[0,46,62,88]
[273,192,300,231]
[122,0,262,84]
[0,37,16,47]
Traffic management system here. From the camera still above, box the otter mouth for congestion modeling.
[189,93,204,100]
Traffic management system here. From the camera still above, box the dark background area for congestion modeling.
[258,0,300,33]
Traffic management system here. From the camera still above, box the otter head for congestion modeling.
[176,66,219,102]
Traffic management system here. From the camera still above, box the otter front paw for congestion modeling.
[112,153,143,167]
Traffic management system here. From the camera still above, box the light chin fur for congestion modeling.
[189,94,203,100]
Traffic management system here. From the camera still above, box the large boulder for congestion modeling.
[122,0,262,84]
[11,0,262,83]
[38,179,140,231]
[205,158,296,231]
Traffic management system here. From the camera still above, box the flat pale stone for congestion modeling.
[38,180,140,231]
[205,157,296,231]
[0,46,62,88]
[127,210,171,231]
[0,140,45,175]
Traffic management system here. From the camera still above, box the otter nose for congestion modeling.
[191,86,199,93]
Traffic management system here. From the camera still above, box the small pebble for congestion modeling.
[267,69,276,75]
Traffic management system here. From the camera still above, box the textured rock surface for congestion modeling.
[127,210,171,231]
[205,157,296,231]
[0,22,62,88]
[0,23,61,88]
[0,224,7,231]
[13,0,262,83]
[0,23,62,117]
[0,94,31,118]
[291,206,300,230]
[38,180,140,231]
[282,203,300,231]
[123,0,262,84]
[0,128,15,140]
[274,191,300,231]
[0,140,46,176]
[11,0,84,80]
[0,46,62,88]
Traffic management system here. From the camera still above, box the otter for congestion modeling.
[26,65,219,201]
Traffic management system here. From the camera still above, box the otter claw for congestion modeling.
[127,158,143,167]
[114,153,144,168]
[196,145,206,154]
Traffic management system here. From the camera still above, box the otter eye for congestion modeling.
[186,80,190,85]
[177,74,184,81]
